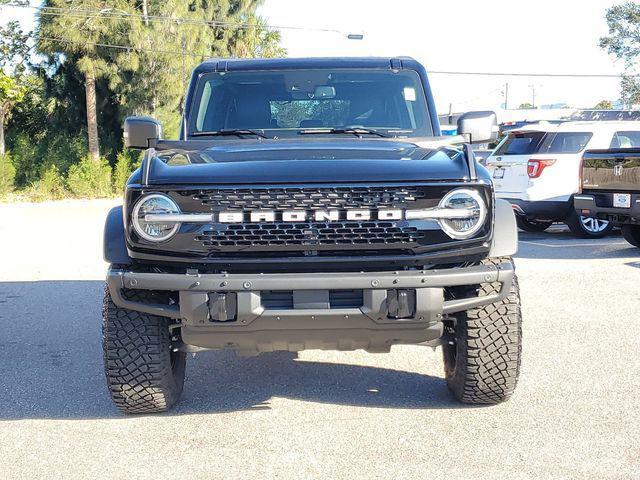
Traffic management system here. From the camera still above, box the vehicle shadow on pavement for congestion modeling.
[175,350,457,414]
[0,280,460,420]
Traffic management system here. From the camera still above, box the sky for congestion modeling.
[257,0,630,111]
[1,0,631,112]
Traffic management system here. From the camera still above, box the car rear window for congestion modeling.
[609,131,640,148]
[537,132,592,154]
[494,132,545,155]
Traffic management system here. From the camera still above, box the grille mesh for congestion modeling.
[180,185,452,254]
[193,186,426,211]
[196,222,423,248]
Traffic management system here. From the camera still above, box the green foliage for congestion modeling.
[7,74,52,136]
[0,71,28,152]
[0,153,16,196]
[9,132,88,187]
[594,100,614,109]
[3,1,285,199]
[600,3,640,106]
[66,156,112,198]
[0,72,27,114]
[41,134,89,175]
[0,20,31,74]
[27,165,68,201]
[10,133,38,186]
[113,149,138,193]
[38,0,285,140]
[620,74,640,107]
[600,2,640,61]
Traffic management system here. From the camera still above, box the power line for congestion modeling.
[3,3,352,34]
[4,4,625,78]
[33,34,635,79]
[37,35,207,58]
[428,70,627,78]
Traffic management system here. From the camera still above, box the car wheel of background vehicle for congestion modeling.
[515,217,553,233]
[102,285,186,414]
[442,256,522,405]
[565,210,613,238]
[621,224,640,248]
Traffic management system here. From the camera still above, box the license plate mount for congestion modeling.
[613,193,631,208]
[493,167,505,179]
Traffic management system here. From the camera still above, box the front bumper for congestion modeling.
[575,193,640,225]
[503,198,572,221]
[107,261,514,353]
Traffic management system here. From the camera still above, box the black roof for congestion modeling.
[193,57,420,74]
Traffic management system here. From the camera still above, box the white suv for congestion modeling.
[485,121,640,237]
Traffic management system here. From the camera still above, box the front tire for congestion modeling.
[516,217,553,233]
[443,257,522,405]
[621,224,640,248]
[102,286,186,414]
[565,210,613,238]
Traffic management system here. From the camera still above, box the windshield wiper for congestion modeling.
[298,127,389,138]
[191,129,268,139]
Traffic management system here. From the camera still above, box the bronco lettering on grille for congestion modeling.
[217,209,403,223]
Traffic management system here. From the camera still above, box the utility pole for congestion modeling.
[503,82,509,110]
[529,84,536,108]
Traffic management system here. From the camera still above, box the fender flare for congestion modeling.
[104,206,132,265]
[489,199,518,258]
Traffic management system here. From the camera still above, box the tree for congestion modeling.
[37,0,285,151]
[0,20,31,74]
[37,0,122,161]
[0,21,30,155]
[0,72,26,155]
[114,1,285,136]
[594,100,614,109]
[600,2,640,107]
[518,102,533,109]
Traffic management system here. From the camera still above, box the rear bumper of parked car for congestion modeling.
[574,193,640,225]
[502,198,572,221]
[106,261,514,353]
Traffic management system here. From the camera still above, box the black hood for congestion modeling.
[144,138,471,185]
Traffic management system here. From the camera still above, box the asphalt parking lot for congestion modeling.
[1,200,639,480]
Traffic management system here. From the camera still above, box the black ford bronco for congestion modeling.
[575,147,640,248]
[103,57,522,413]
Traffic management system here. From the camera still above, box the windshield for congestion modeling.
[188,69,432,138]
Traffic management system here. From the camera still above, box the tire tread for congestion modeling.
[102,286,185,414]
[444,257,522,405]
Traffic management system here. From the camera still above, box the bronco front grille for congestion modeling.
[191,186,427,211]
[131,183,492,260]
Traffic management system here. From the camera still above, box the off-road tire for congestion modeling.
[443,257,522,405]
[516,217,553,233]
[621,224,640,248]
[102,286,186,414]
[565,210,613,238]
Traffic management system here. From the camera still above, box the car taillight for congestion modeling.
[527,159,556,178]
[578,156,584,192]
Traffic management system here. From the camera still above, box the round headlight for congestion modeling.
[132,194,181,242]
[438,188,487,239]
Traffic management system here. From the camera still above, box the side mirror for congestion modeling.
[123,116,163,149]
[457,111,498,144]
